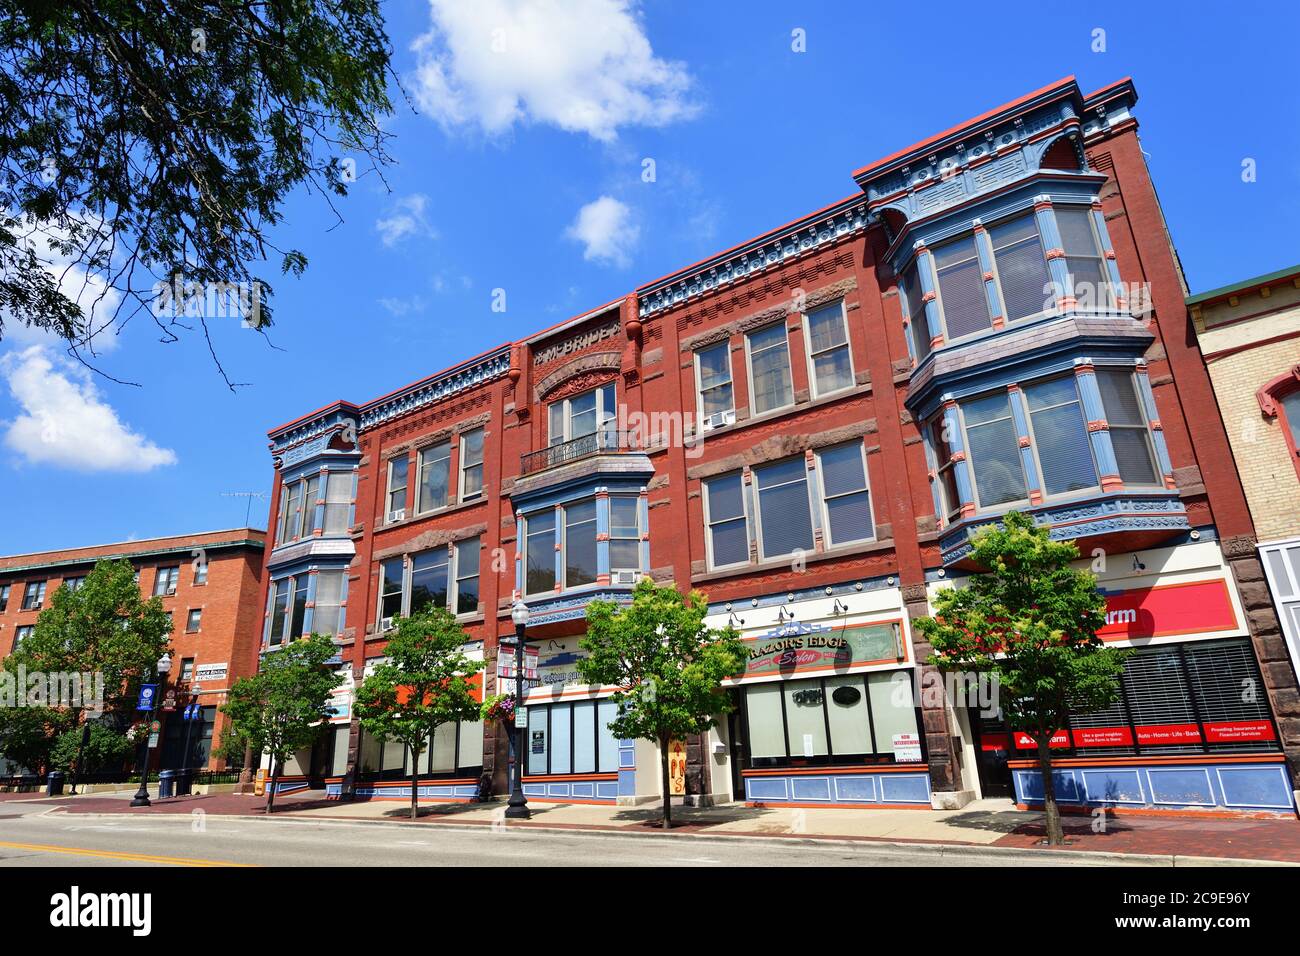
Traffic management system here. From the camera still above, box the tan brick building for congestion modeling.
[1190,265,1300,686]
[0,529,266,770]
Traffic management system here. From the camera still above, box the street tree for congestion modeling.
[0,559,172,772]
[578,579,745,829]
[0,0,394,383]
[355,607,484,819]
[915,511,1126,845]
[222,633,341,813]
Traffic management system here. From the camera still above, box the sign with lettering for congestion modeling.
[668,740,687,795]
[892,733,923,763]
[195,662,228,683]
[1098,578,1239,643]
[533,320,620,366]
[738,621,902,681]
[136,684,158,711]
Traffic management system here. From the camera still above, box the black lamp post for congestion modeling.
[130,653,172,808]
[505,600,531,820]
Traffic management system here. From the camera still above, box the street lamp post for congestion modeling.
[505,600,531,820]
[130,653,172,808]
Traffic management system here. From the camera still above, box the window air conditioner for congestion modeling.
[388,508,406,523]
[611,570,639,586]
[703,410,735,431]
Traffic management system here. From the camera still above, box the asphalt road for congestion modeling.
[0,799,1158,867]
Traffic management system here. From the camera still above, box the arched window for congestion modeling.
[1257,364,1300,481]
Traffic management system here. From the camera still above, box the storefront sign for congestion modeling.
[195,662,228,682]
[533,320,619,366]
[668,740,686,795]
[740,621,902,680]
[892,733,923,763]
[1014,723,1215,749]
[1098,579,1239,642]
[497,643,539,683]
[1204,720,1275,743]
[531,637,588,689]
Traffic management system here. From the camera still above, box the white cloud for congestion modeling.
[375,194,436,248]
[410,0,698,142]
[565,196,638,267]
[1,345,177,472]
[3,216,122,351]
[377,295,429,317]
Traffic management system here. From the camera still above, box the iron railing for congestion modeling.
[520,429,638,475]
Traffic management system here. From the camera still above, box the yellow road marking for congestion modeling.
[0,840,255,867]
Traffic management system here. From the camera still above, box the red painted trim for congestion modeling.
[522,773,618,783]
[1007,753,1283,769]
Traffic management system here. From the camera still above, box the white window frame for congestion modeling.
[953,394,1031,513]
[560,498,599,590]
[1096,367,1160,486]
[608,496,642,573]
[693,341,735,423]
[153,567,180,597]
[1055,204,1115,310]
[814,442,876,548]
[930,232,993,344]
[386,456,409,520]
[186,608,202,633]
[702,471,751,571]
[377,558,406,628]
[416,442,452,514]
[459,428,484,502]
[751,457,817,561]
[547,383,617,446]
[453,537,481,618]
[1021,376,1102,501]
[802,300,855,399]
[523,509,558,597]
[744,323,795,416]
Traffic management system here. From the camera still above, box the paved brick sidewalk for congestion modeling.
[35,791,1300,863]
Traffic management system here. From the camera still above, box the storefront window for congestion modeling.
[743,670,920,768]
[356,721,485,780]
[525,701,619,776]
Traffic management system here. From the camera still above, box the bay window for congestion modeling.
[804,300,854,396]
[268,574,308,646]
[901,262,932,363]
[277,474,318,543]
[989,213,1052,321]
[563,500,598,588]
[695,341,734,419]
[322,470,352,535]
[524,509,557,596]
[459,428,484,501]
[1097,369,1159,485]
[1056,206,1110,309]
[609,497,641,572]
[312,571,345,637]
[1024,377,1097,495]
[753,457,814,559]
[746,323,793,414]
[416,442,450,514]
[744,671,921,767]
[815,442,874,546]
[704,472,749,569]
[929,418,962,521]
[933,234,991,339]
[961,392,1028,508]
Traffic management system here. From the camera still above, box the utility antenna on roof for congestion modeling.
[220,491,269,526]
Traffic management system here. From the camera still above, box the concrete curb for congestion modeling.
[42,807,1297,866]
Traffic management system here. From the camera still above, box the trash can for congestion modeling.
[45,771,64,796]
[158,769,176,799]
[176,769,193,796]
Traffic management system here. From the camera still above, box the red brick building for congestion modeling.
[261,76,1300,815]
[0,529,267,770]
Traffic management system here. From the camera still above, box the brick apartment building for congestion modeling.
[260,76,1300,816]
[1190,265,1300,696]
[0,529,266,770]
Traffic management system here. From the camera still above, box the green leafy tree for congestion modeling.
[0,0,393,383]
[50,722,134,775]
[578,579,745,829]
[0,707,74,775]
[915,511,1126,845]
[355,607,484,820]
[222,633,341,813]
[1,559,172,773]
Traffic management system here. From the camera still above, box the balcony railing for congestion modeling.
[521,429,639,476]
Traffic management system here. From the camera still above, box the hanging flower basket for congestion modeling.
[480,693,516,723]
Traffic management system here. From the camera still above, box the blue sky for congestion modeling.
[3,0,1298,553]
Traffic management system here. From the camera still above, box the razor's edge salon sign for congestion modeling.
[736,621,905,681]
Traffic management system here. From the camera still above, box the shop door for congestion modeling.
[727,705,746,803]
[970,710,1013,799]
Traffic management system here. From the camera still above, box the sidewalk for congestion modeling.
[27,790,1300,863]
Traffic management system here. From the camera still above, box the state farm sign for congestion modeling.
[1097,578,1239,643]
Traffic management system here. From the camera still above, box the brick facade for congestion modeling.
[0,529,267,771]
[261,77,1300,814]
